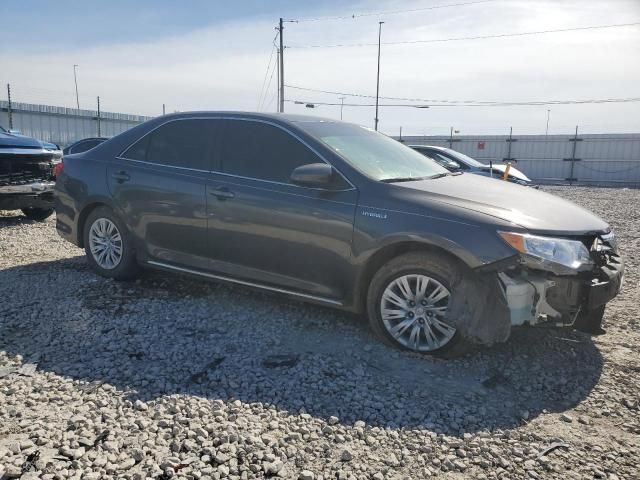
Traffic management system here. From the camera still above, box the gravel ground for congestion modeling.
[1,186,639,480]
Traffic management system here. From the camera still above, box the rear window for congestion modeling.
[69,139,103,154]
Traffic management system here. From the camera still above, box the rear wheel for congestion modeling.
[21,207,54,221]
[83,206,139,280]
[367,252,469,356]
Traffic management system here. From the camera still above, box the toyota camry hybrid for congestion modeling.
[55,112,624,355]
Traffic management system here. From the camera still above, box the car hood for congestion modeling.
[0,131,44,149]
[394,173,609,234]
[478,164,530,182]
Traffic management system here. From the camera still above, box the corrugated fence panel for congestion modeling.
[2,101,639,186]
[0,100,152,147]
[401,133,640,186]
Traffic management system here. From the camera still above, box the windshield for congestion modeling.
[443,148,486,168]
[299,122,448,181]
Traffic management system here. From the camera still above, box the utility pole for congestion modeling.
[545,109,551,136]
[6,83,13,130]
[276,47,280,111]
[163,104,166,115]
[339,96,345,120]
[374,21,384,131]
[73,64,80,110]
[278,18,285,113]
[96,96,101,136]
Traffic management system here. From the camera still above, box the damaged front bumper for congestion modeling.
[0,181,56,210]
[498,247,624,328]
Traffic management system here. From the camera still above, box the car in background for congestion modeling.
[410,145,535,187]
[55,112,623,356]
[63,137,107,155]
[0,125,61,220]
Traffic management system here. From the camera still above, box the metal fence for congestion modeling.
[2,99,640,186]
[0,100,152,147]
[400,132,640,187]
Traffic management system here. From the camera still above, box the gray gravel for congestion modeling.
[1,186,639,479]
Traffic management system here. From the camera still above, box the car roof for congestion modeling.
[158,111,343,126]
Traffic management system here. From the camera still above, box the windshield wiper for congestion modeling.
[380,176,428,183]
[428,171,463,179]
[381,171,461,183]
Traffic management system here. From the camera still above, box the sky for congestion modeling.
[1,0,639,135]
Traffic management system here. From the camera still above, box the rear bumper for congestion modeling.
[0,181,55,210]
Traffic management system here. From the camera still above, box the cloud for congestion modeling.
[1,0,639,134]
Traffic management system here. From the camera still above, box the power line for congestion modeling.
[285,85,640,106]
[259,57,278,111]
[288,100,429,107]
[287,21,640,49]
[287,0,493,23]
[257,32,279,110]
[286,97,640,108]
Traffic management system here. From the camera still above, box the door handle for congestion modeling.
[111,171,130,183]
[210,187,235,200]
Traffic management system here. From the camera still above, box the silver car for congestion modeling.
[410,145,534,186]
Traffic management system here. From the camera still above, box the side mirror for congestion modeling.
[449,160,462,170]
[290,163,335,188]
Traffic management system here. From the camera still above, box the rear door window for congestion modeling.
[123,119,214,171]
[220,120,320,184]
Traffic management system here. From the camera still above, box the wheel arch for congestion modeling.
[353,239,476,314]
[76,200,117,247]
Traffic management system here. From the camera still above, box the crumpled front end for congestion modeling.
[497,231,624,329]
[0,148,59,210]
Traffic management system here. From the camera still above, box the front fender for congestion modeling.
[353,208,515,269]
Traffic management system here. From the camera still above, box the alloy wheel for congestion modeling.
[380,273,456,352]
[89,218,123,270]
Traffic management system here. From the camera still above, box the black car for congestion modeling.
[0,125,61,220]
[55,113,624,355]
[63,137,107,155]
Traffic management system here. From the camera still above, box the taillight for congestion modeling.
[53,161,64,178]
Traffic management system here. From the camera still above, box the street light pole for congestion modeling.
[339,96,345,120]
[374,21,384,131]
[73,64,80,110]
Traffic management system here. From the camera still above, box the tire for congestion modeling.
[21,207,54,221]
[573,305,606,335]
[366,251,472,357]
[83,206,139,280]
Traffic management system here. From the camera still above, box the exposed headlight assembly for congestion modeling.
[499,231,593,271]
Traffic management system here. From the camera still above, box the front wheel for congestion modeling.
[83,206,139,280]
[22,207,54,221]
[366,252,468,356]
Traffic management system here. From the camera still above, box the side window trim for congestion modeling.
[216,118,355,191]
[117,116,355,190]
